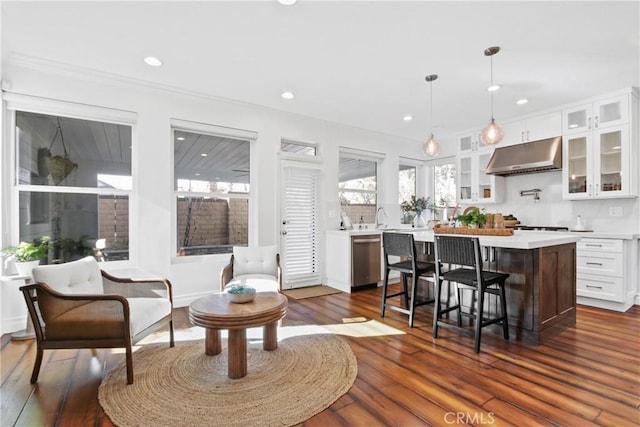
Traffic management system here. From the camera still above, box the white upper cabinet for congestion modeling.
[563,94,629,134]
[563,126,632,199]
[562,90,637,200]
[502,111,562,146]
[458,148,504,204]
[458,131,481,153]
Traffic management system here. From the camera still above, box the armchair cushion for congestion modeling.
[127,297,173,336]
[233,246,278,277]
[32,256,104,294]
[226,274,279,293]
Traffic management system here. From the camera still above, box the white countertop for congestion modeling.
[566,231,640,240]
[327,228,581,249]
[327,228,640,241]
[326,226,429,236]
[407,230,581,250]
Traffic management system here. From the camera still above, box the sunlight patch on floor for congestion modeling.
[116,317,405,355]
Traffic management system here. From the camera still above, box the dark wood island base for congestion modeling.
[493,243,577,345]
[418,240,577,345]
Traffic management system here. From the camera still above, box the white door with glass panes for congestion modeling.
[563,126,631,199]
[457,150,503,204]
[279,158,322,289]
[458,132,481,153]
[563,95,629,134]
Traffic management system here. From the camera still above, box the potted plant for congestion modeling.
[455,208,486,228]
[1,236,50,276]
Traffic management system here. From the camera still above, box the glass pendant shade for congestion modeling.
[423,133,440,156]
[480,118,504,145]
[480,46,503,146]
[423,74,439,157]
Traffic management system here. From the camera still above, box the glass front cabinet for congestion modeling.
[562,90,636,200]
[563,95,629,135]
[458,149,504,204]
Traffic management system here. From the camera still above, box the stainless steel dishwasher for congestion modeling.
[351,234,381,289]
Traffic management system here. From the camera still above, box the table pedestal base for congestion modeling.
[204,322,280,379]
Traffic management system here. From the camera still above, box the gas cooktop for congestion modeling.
[514,225,570,232]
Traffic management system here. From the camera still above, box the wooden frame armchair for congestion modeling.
[220,246,282,292]
[21,256,174,385]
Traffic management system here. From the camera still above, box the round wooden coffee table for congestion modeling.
[189,291,288,379]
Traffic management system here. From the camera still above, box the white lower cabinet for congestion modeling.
[576,237,638,311]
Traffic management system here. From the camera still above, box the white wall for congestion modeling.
[1,61,438,307]
[478,171,640,232]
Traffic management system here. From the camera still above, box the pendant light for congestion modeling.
[480,46,504,145]
[422,74,440,156]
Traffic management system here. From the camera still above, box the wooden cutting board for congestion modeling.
[433,226,514,236]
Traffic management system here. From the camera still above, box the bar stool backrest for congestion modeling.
[434,235,484,282]
[382,232,417,264]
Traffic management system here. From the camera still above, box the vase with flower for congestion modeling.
[400,196,433,228]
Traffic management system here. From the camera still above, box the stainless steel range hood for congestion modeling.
[485,136,562,176]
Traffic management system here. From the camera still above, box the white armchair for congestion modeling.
[220,246,282,293]
[22,256,174,385]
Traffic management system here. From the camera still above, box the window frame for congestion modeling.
[171,119,257,261]
[4,94,136,266]
[398,157,420,224]
[427,155,458,220]
[280,138,319,157]
[338,148,384,225]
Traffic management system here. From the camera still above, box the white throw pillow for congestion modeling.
[233,246,278,277]
[32,256,104,294]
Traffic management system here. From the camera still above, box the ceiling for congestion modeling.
[2,1,639,146]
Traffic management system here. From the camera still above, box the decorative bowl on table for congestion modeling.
[225,284,256,303]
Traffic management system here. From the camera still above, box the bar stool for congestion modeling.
[432,235,509,353]
[380,232,436,327]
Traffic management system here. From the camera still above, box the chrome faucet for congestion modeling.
[520,188,541,201]
[376,207,387,229]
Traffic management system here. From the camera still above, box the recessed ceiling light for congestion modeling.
[516,98,529,105]
[281,91,294,100]
[144,56,163,67]
[195,173,200,176]
[403,115,413,122]
[487,84,501,92]
[569,124,579,129]
[200,153,208,157]
[278,0,297,5]
[176,136,185,141]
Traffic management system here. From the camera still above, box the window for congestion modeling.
[399,164,416,224]
[280,140,317,156]
[433,161,457,220]
[338,154,377,225]
[14,110,132,263]
[173,125,252,256]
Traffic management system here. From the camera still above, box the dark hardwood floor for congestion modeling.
[2,285,639,426]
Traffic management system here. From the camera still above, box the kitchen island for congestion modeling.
[411,230,580,345]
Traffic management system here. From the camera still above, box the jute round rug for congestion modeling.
[98,333,357,427]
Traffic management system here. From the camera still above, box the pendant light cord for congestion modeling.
[429,80,433,129]
[490,55,494,120]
